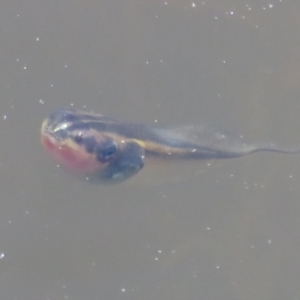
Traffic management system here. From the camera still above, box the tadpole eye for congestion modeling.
[73,134,84,144]
[96,140,118,162]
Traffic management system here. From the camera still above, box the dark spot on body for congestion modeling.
[96,140,118,162]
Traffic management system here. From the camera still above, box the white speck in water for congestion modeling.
[230,11,234,15]
[121,288,126,292]
[146,61,149,64]
[39,99,44,104]
[64,65,68,68]
[216,265,220,269]
[155,257,159,261]
[191,3,196,8]
[23,66,27,70]
[268,239,272,244]
[164,2,168,5]
[158,250,162,254]
[0,253,5,259]
[223,60,226,64]
[36,37,40,41]
[206,227,210,230]
[192,148,197,152]
[3,115,7,120]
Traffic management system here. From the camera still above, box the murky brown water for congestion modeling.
[0,1,300,299]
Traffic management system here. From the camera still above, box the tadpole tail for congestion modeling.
[248,144,300,156]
